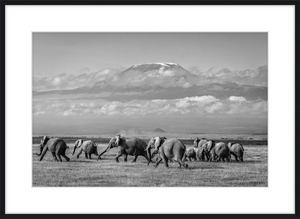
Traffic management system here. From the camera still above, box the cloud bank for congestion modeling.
[33,95,267,117]
[33,68,122,91]
[33,65,267,91]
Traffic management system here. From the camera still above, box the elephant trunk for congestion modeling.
[94,145,99,156]
[146,147,152,165]
[72,146,77,156]
[97,144,111,160]
[36,145,43,156]
[151,149,158,159]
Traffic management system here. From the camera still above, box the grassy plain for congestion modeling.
[32,136,267,187]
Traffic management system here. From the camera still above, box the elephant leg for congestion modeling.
[84,152,88,159]
[88,153,92,159]
[189,157,192,162]
[123,153,128,162]
[115,151,123,162]
[176,158,188,169]
[51,152,59,162]
[132,154,138,163]
[39,147,48,161]
[205,154,210,162]
[234,155,238,161]
[162,156,169,168]
[57,154,62,162]
[61,152,70,161]
[76,149,83,159]
[154,157,162,168]
[239,156,243,162]
[230,152,238,162]
[144,153,151,165]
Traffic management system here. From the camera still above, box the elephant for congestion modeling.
[204,140,231,162]
[97,134,151,163]
[146,137,188,168]
[36,136,70,162]
[193,138,209,161]
[183,147,197,161]
[228,142,244,162]
[72,139,99,159]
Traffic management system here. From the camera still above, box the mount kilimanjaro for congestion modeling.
[33,62,267,101]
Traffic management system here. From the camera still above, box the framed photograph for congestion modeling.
[2,1,299,218]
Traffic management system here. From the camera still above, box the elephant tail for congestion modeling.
[94,143,99,156]
[182,151,187,161]
[240,144,244,152]
[132,148,137,156]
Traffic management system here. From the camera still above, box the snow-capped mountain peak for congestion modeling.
[123,62,189,74]
[133,62,179,68]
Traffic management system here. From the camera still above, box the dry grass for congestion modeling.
[32,141,267,187]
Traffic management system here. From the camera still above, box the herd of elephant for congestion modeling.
[36,134,244,168]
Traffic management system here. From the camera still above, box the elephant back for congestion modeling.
[124,137,147,155]
[47,138,67,153]
[164,138,186,152]
[127,138,147,149]
[82,140,95,152]
[231,143,244,153]
[214,142,230,156]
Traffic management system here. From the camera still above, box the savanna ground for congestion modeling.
[32,135,268,187]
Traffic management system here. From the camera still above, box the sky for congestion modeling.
[33,33,267,76]
[33,33,267,135]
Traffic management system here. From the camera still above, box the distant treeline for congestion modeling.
[32,136,267,146]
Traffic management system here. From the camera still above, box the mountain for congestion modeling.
[123,62,189,74]
[152,128,166,133]
[92,62,196,89]
[33,62,268,101]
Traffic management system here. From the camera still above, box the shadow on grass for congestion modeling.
[242,160,263,163]
[68,160,96,163]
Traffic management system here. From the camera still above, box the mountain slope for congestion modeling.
[152,128,166,133]
[33,63,268,101]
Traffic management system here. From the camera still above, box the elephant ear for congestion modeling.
[207,140,215,152]
[154,137,162,150]
[115,134,121,146]
[146,138,154,150]
[40,136,49,146]
[193,138,199,148]
[76,139,83,148]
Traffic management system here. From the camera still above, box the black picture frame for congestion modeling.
[1,1,299,218]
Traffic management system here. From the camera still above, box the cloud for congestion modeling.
[228,96,246,102]
[34,64,267,93]
[33,95,267,117]
[33,68,122,91]
[205,102,224,113]
[189,65,267,86]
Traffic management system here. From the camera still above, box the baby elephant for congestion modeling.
[183,148,197,161]
[146,137,188,168]
[72,139,99,159]
[205,141,231,162]
[36,136,70,162]
[228,142,244,162]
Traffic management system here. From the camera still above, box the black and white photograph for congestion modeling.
[32,32,268,187]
